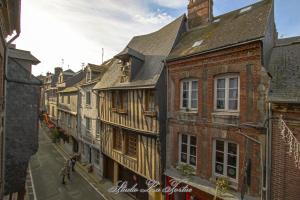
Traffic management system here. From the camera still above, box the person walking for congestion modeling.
[60,165,68,184]
[71,155,76,172]
[66,159,72,181]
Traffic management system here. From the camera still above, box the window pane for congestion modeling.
[216,140,224,151]
[181,144,187,153]
[182,99,188,108]
[227,154,237,167]
[229,89,238,99]
[217,100,225,109]
[216,151,224,163]
[190,146,196,156]
[229,100,238,110]
[190,156,196,166]
[217,90,225,98]
[228,143,237,154]
[190,136,197,146]
[192,81,198,90]
[191,100,197,109]
[191,90,197,99]
[217,79,225,88]
[183,81,189,90]
[227,166,237,179]
[183,90,188,99]
[181,153,187,163]
[182,134,187,143]
[229,78,238,88]
[215,163,224,175]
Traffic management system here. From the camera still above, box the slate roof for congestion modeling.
[94,15,185,90]
[268,38,300,103]
[8,48,40,65]
[87,63,103,73]
[59,70,85,93]
[168,0,273,60]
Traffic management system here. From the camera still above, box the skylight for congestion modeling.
[240,6,252,14]
[192,40,203,48]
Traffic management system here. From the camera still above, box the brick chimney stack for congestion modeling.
[188,0,213,29]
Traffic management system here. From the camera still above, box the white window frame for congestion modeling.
[180,79,198,112]
[214,74,240,112]
[212,139,239,182]
[178,134,197,168]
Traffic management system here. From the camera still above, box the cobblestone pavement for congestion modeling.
[29,127,105,200]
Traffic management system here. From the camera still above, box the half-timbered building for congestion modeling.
[93,16,186,200]
[57,70,84,154]
[165,0,275,199]
[77,63,108,178]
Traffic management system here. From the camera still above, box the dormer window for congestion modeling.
[120,60,130,83]
[86,69,91,82]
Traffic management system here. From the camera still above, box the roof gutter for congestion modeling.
[167,37,264,63]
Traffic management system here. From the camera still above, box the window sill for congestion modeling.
[179,110,198,114]
[212,112,239,116]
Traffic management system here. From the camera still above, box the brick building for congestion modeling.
[165,0,275,199]
[267,37,300,200]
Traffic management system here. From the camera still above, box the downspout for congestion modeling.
[266,102,272,200]
[164,58,169,194]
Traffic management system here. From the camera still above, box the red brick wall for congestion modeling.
[167,41,268,197]
[271,109,300,200]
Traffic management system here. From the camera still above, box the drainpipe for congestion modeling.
[266,102,272,200]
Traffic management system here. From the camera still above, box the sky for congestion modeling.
[13,0,300,76]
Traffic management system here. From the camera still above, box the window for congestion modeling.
[94,149,100,165]
[180,79,198,111]
[215,75,239,111]
[86,70,91,82]
[124,132,137,157]
[112,91,118,109]
[85,117,91,132]
[61,95,64,103]
[96,120,100,140]
[179,134,197,166]
[86,91,91,105]
[113,128,122,151]
[67,114,71,128]
[118,91,127,110]
[213,140,238,180]
[145,90,155,111]
[67,95,70,104]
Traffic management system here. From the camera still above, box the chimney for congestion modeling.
[188,0,213,29]
[54,67,62,75]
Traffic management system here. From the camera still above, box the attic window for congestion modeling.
[240,6,252,14]
[192,40,203,48]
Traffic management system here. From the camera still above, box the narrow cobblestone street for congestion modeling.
[29,127,105,200]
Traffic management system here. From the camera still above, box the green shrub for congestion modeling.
[176,163,195,178]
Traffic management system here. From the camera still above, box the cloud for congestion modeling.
[151,0,186,8]
[16,0,176,76]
